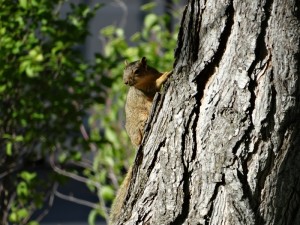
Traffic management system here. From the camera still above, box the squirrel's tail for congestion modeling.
[109,166,133,225]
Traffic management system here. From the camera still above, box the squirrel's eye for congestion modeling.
[134,69,140,74]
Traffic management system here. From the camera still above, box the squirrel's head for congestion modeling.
[123,57,148,87]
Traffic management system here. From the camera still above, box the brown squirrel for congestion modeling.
[123,56,172,147]
[109,57,171,224]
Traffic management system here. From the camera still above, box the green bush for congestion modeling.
[0,1,181,224]
[0,1,105,224]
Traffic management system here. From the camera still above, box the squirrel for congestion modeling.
[123,56,172,147]
[109,57,172,224]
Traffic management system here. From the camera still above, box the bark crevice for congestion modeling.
[248,0,274,77]
[169,108,197,224]
[247,0,274,132]
[148,140,164,175]
[191,108,199,162]
[204,174,225,225]
[196,0,234,101]
[174,4,188,65]
[260,68,275,141]
[170,168,191,225]
[191,0,201,63]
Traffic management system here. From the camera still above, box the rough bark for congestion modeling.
[115,0,300,224]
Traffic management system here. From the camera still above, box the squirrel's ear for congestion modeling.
[140,57,147,67]
[124,60,128,66]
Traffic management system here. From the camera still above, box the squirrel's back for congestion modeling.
[123,57,164,147]
[125,87,152,147]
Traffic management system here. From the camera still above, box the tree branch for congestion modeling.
[35,182,58,222]
[49,151,109,220]
[54,190,100,210]
[49,153,102,190]
[80,124,98,152]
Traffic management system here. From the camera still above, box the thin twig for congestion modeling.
[49,152,110,219]
[80,123,98,152]
[69,159,93,170]
[35,183,58,222]
[108,168,120,190]
[0,165,17,179]
[80,124,89,141]
[49,153,102,190]
[54,190,100,209]
[2,191,16,225]
[114,0,128,28]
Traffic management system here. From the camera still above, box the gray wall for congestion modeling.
[84,0,168,61]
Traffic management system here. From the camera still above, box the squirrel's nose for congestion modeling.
[124,80,129,85]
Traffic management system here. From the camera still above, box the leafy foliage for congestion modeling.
[0,0,181,224]
[0,1,105,224]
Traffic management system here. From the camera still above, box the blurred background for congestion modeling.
[0,0,185,224]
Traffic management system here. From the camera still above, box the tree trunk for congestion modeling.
[115,0,300,224]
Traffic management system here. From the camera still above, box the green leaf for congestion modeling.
[17,181,29,197]
[19,0,28,9]
[6,142,12,156]
[125,47,139,58]
[16,208,29,220]
[8,208,29,222]
[28,221,39,225]
[21,119,28,127]
[88,209,97,225]
[70,16,80,27]
[15,135,24,142]
[105,128,118,144]
[100,185,114,201]
[115,28,124,38]
[104,156,114,167]
[0,27,6,35]
[58,152,68,163]
[100,25,116,37]
[82,7,90,17]
[0,85,6,93]
[32,113,44,120]
[25,66,36,77]
[130,32,141,42]
[71,151,82,161]
[75,75,84,82]
[9,212,17,222]
[141,2,156,11]
[144,13,158,29]
[20,171,37,182]
[51,41,65,55]
[29,48,44,62]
